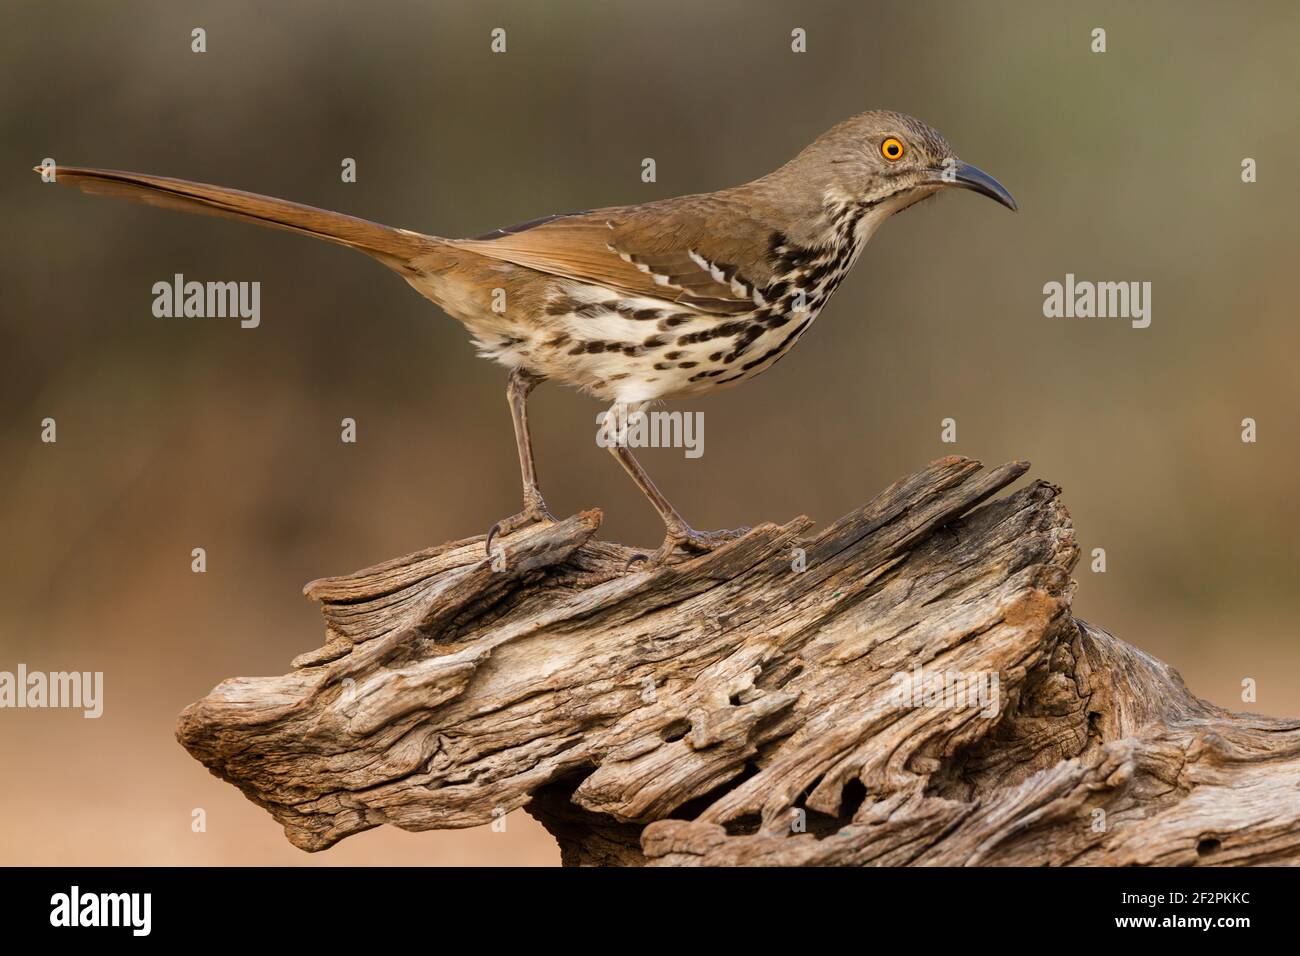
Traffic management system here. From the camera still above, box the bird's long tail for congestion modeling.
[35,165,438,268]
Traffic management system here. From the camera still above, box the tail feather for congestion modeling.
[37,165,437,266]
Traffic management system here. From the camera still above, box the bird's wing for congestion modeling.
[453,195,779,316]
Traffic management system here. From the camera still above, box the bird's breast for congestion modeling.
[466,201,875,404]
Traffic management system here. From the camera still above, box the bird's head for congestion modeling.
[789,109,1017,215]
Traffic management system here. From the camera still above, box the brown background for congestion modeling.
[1,1,1297,865]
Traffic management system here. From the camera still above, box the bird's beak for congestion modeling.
[933,161,1018,212]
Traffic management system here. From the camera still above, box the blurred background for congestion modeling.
[1,0,1297,865]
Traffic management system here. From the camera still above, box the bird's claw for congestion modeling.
[485,503,558,556]
[621,525,751,574]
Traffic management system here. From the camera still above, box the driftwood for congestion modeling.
[176,457,1300,865]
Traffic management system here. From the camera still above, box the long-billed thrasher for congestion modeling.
[37,110,1016,569]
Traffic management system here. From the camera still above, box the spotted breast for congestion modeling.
[447,188,918,405]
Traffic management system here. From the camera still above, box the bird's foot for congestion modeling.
[623,524,751,573]
[485,497,558,556]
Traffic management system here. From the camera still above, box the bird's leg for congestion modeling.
[602,403,749,571]
[486,368,557,555]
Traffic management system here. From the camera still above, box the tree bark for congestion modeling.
[175,456,1300,865]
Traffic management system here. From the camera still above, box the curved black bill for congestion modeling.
[943,161,1017,212]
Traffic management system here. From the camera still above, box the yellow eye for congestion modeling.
[881,137,904,161]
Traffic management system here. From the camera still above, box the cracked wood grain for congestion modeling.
[175,456,1300,865]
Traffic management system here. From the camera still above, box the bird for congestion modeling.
[36,109,1015,569]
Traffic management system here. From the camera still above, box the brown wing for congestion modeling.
[453,193,780,316]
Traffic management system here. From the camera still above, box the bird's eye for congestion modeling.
[880,137,905,161]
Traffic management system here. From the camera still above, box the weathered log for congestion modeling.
[175,457,1300,865]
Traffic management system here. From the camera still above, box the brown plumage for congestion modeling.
[37,109,1016,568]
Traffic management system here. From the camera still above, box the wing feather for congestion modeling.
[454,198,776,315]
